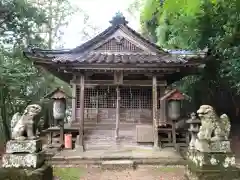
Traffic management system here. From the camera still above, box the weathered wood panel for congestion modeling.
[76,108,152,124]
[84,125,139,150]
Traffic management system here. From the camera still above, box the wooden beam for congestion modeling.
[152,75,160,150]
[55,63,201,69]
[77,74,85,151]
[59,66,181,74]
[71,80,167,87]
[115,86,120,139]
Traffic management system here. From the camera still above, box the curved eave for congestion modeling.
[26,55,206,68]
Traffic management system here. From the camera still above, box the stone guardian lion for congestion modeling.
[196,105,230,141]
[11,104,42,140]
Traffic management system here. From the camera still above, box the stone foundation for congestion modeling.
[6,139,42,153]
[2,138,53,180]
[101,160,136,170]
[2,152,44,168]
[0,164,53,180]
[185,163,240,180]
[185,150,240,180]
[187,150,235,169]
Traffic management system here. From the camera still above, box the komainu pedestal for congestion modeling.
[2,146,44,168]
[6,139,42,154]
[185,105,240,180]
[2,139,53,179]
[1,104,53,180]
[186,149,240,180]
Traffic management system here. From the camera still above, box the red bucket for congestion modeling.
[64,134,72,149]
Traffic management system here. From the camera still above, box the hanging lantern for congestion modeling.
[167,89,185,121]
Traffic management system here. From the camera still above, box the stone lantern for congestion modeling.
[45,87,71,147]
[186,112,201,150]
[167,89,185,121]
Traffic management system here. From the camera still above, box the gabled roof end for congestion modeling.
[109,11,128,26]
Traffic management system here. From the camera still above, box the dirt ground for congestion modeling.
[54,166,185,180]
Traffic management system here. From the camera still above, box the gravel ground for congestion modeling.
[54,166,185,180]
[81,168,185,180]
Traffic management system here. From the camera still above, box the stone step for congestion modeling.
[101,160,136,170]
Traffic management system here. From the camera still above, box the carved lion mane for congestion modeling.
[196,105,230,141]
[11,104,42,140]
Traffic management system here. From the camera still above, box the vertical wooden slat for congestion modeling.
[152,75,160,149]
[96,90,99,123]
[115,86,120,139]
[78,74,85,151]
[71,83,76,122]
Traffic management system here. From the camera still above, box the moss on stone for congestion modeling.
[186,160,240,180]
[188,150,236,170]
[0,164,53,180]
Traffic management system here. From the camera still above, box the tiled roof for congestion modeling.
[23,13,207,66]
[52,52,188,64]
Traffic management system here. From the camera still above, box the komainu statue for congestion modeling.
[11,104,42,140]
[196,105,231,141]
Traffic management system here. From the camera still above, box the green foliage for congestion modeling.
[140,0,240,112]
[0,0,73,144]
[53,167,84,180]
[0,0,47,47]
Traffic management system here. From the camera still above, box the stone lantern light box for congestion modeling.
[166,89,186,121]
[44,87,71,121]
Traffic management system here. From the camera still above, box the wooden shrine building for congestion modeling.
[23,13,207,151]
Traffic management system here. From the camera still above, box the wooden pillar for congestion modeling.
[59,120,64,147]
[77,74,85,151]
[115,86,120,139]
[152,75,159,150]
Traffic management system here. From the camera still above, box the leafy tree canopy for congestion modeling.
[0,0,74,141]
[140,0,240,114]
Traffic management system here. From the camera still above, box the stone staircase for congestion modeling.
[101,160,136,170]
[84,122,137,150]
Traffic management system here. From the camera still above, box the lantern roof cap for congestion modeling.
[160,89,188,101]
[44,87,72,99]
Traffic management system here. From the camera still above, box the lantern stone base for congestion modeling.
[185,150,240,180]
[2,152,45,168]
[75,135,84,152]
[6,139,42,153]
